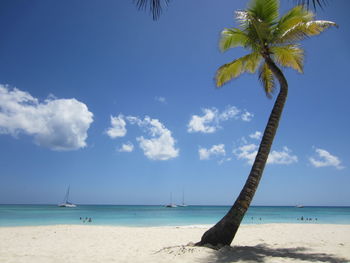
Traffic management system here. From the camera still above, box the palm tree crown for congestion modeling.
[216,0,336,95]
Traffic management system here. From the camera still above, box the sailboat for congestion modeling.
[58,186,77,207]
[178,190,188,207]
[165,192,177,208]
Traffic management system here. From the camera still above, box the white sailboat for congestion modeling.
[178,190,188,207]
[165,192,177,208]
[58,186,77,207]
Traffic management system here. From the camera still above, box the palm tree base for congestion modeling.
[195,217,240,248]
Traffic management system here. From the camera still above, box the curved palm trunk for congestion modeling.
[196,56,288,248]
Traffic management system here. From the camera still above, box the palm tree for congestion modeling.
[196,0,336,247]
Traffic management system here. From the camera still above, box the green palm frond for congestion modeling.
[216,59,244,87]
[244,52,262,73]
[271,45,304,72]
[248,0,279,25]
[248,12,272,44]
[235,11,250,30]
[216,52,262,87]
[259,62,276,97]
[219,28,251,52]
[235,11,271,47]
[277,20,337,43]
[273,5,314,40]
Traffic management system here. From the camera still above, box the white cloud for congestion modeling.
[309,148,344,170]
[233,143,259,165]
[218,157,232,165]
[218,106,241,121]
[155,96,166,104]
[233,143,298,165]
[199,144,226,160]
[249,131,262,140]
[106,114,127,139]
[118,142,134,152]
[269,147,298,165]
[128,116,179,161]
[0,85,93,151]
[241,111,254,122]
[187,106,253,134]
[125,116,140,125]
[187,108,217,133]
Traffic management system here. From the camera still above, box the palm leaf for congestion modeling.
[244,52,262,73]
[134,0,170,20]
[259,62,276,97]
[249,12,273,44]
[216,59,244,87]
[219,28,252,52]
[278,20,337,43]
[236,11,271,47]
[271,45,304,72]
[235,10,270,40]
[216,52,262,87]
[295,0,328,10]
[273,5,314,40]
[235,10,250,29]
[248,0,279,25]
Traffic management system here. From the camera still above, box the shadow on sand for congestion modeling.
[203,244,349,263]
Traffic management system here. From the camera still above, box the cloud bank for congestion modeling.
[0,85,93,151]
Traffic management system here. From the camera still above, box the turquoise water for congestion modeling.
[0,205,349,227]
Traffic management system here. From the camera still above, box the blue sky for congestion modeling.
[0,0,349,206]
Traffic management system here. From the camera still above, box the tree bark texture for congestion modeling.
[196,56,288,248]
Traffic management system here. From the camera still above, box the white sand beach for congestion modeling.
[1,224,349,263]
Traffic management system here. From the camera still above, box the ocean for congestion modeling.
[0,205,349,227]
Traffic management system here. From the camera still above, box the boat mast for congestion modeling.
[182,190,185,206]
[67,186,70,203]
[63,186,70,203]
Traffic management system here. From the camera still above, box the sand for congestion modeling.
[0,224,349,263]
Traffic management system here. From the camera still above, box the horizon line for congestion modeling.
[1,203,350,207]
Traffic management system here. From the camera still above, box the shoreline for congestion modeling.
[1,223,349,262]
[2,221,350,228]
[0,222,350,229]
[2,204,350,207]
